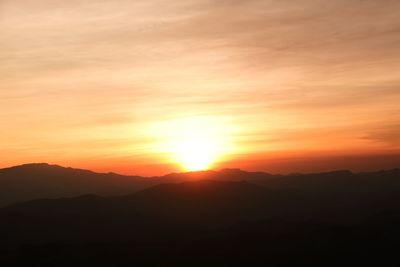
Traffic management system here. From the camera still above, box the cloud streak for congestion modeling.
[1,0,400,173]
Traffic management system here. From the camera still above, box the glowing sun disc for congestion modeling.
[150,116,235,172]
[175,135,219,171]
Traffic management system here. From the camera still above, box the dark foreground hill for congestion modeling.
[1,174,400,266]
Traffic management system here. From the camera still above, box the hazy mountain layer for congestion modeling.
[1,163,399,208]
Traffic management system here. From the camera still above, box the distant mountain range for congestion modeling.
[0,163,149,207]
[1,163,399,207]
[1,163,400,265]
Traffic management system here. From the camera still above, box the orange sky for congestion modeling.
[1,0,400,175]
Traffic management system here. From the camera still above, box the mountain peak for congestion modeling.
[13,162,52,168]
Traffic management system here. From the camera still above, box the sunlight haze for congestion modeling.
[1,0,400,174]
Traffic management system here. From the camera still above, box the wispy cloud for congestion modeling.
[363,124,400,146]
[1,0,400,173]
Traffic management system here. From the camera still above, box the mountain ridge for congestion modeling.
[1,164,400,265]
[0,162,399,207]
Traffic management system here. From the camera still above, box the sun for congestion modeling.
[150,116,235,172]
[175,132,219,171]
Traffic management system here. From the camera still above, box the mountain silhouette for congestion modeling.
[1,165,400,266]
[1,177,400,266]
[1,163,400,209]
[2,176,400,242]
[0,163,174,207]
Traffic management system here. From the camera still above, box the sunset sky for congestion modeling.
[1,0,400,175]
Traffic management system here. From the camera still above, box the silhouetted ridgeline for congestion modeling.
[0,164,400,266]
[1,163,400,207]
[0,163,166,207]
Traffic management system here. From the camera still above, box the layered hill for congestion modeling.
[1,171,400,265]
[1,163,400,208]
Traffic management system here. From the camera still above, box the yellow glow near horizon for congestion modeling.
[175,133,219,171]
[150,116,235,172]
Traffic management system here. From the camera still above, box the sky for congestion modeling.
[1,0,400,175]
